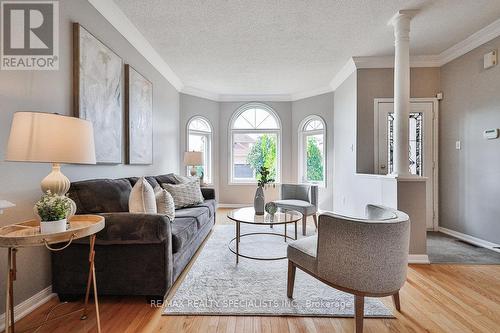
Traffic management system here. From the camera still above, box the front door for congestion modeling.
[375,99,438,229]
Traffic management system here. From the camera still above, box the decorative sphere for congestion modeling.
[265,202,278,215]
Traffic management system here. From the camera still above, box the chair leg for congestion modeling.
[312,214,318,230]
[354,294,364,333]
[287,261,296,298]
[392,291,401,312]
[302,215,307,236]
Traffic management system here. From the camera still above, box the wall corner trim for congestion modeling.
[330,58,357,91]
[0,285,56,332]
[439,227,500,253]
[87,0,184,91]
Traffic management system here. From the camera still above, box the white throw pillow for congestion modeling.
[154,186,175,221]
[129,177,157,213]
[162,180,204,209]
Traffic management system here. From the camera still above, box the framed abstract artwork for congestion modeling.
[73,23,123,164]
[125,65,153,165]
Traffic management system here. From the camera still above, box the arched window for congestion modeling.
[187,116,212,184]
[299,115,326,185]
[230,103,281,183]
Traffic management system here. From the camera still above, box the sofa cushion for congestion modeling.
[128,176,160,189]
[197,199,216,218]
[171,217,198,253]
[69,178,132,214]
[175,206,211,229]
[155,173,178,185]
[274,199,316,216]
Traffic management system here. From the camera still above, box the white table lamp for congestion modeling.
[184,151,203,177]
[5,112,96,197]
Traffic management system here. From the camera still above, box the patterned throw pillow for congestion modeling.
[154,186,175,221]
[129,177,157,213]
[162,180,204,209]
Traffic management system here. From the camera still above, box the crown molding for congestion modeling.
[352,55,441,68]
[290,86,333,101]
[438,17,500,66]
[87,0,183,91]
[218,93,293,102]
[180,86,219,101]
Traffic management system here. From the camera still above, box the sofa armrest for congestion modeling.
[201,187,216,201]
[80,213,172,245]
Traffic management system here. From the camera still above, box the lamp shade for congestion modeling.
[183,151,203,166]
[5,112,96,164]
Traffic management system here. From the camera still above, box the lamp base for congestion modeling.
[190,166,197,177]
[40,163,76,216]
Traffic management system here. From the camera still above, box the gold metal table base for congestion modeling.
[4,235,101,333]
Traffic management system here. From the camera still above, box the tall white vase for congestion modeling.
[254,186,265,215]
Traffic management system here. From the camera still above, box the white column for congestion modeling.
[390,10,416,176]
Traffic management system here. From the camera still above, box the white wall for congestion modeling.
[0,0,180,313]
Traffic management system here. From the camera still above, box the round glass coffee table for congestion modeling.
[227,207,303,263]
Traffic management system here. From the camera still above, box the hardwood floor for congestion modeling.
[6,209,500,333]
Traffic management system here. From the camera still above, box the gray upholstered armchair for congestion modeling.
[287,205,410,333]
[275,184,318,236]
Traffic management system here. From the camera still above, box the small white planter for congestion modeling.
[40,219,67,234]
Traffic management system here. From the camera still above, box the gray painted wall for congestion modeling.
[0,0,180,313]
[291,92,334,211]
[440,36,500,244]
[356,68,441,173]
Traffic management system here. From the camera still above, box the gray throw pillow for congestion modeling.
[154,186,175,221]
[162,180,204,209]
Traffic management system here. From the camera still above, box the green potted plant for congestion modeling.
[34,191,72,234]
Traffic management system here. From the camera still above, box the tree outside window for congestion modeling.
[300,116,326,185]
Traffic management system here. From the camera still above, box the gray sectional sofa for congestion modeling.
[51,174,216,300]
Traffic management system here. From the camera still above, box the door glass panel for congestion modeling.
[387,112,423,176]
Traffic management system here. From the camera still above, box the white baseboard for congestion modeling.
[408,254,430,264]
[219,203,248,208]
[439,227,500,253]
[0,285,56,332]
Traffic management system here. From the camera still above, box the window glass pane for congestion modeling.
[189,118,211,132]
[233,132,277,181]
[188,133,211,183]
[233,108,279,129]
[305,119,323,131]
[306,134,324,182]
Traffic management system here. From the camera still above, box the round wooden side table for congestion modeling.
[0,215,105,333]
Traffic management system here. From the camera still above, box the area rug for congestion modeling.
[163,224,393,317]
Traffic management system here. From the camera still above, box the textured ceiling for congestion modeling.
[114,0,500,96]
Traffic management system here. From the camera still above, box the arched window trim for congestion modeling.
[298,115,327,187]
[187,116,213,184]
[229,103,282,184]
